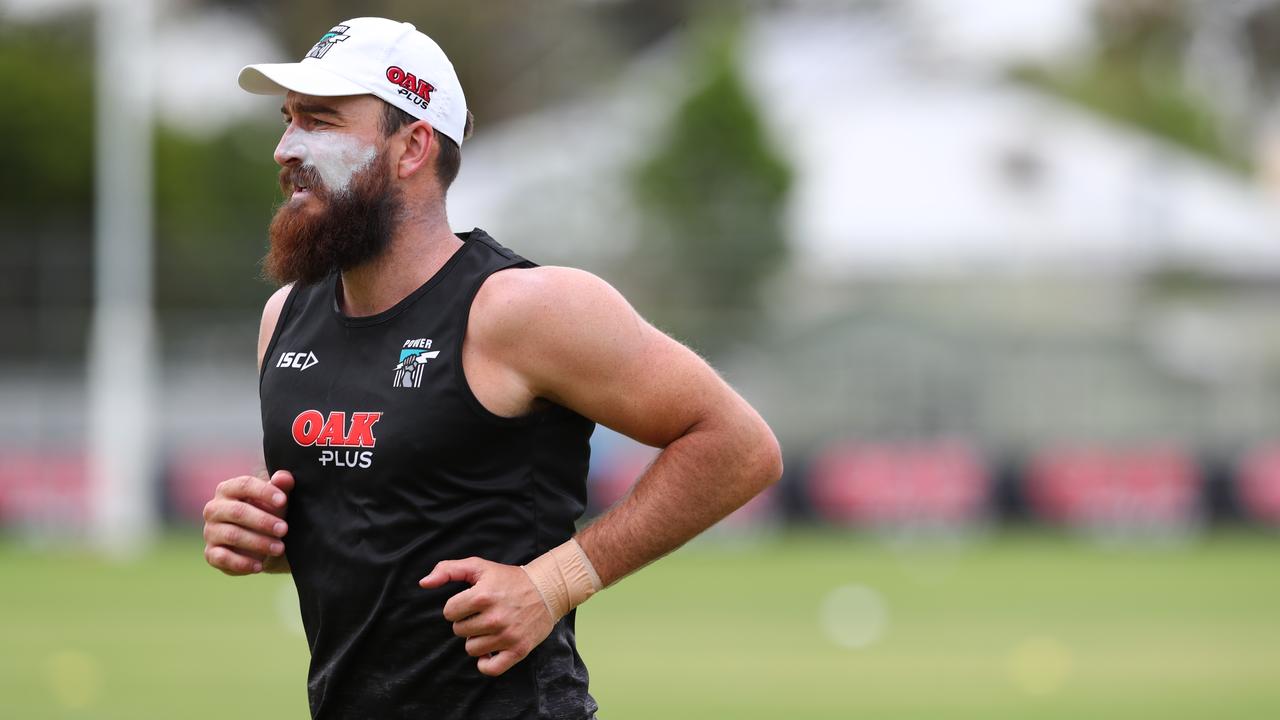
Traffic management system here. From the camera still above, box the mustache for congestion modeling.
[278,164,325,196]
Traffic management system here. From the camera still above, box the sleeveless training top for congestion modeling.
[260,229,598,719]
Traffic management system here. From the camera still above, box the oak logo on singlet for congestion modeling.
[394,338,439,388]
[292,409,381,469]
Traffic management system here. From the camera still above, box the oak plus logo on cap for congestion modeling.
[385,65,435,110]
[307,25,350,59]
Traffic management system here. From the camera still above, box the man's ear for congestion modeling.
[396,120,435,179]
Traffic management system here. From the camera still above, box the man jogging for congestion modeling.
[201,16,781,719]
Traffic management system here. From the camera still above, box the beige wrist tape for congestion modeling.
[522,538,603,620]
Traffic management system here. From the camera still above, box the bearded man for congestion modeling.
[200,16,782,720]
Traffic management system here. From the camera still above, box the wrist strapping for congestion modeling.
[521,538,603,620]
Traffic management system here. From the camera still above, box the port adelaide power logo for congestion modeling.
[307,25,350,59]
[394,338,439,388]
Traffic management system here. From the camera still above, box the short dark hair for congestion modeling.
[379,103,474,190]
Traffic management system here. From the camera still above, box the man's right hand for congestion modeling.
[203,469,294,575]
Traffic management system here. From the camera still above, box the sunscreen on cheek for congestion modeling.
[279,127,378,195]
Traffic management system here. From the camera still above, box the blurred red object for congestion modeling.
[1237,443,1280,525]
[0,451,88,526]
[589,446,658,513]
[1026,446,1200,528]
[167,447,263,522]
[808,440,989,527]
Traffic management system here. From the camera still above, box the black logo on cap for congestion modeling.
[307,25,350,60]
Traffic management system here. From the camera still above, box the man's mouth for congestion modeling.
[283,168,321,201]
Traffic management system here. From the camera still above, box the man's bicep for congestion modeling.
[516,271,729,448]
[584,332,734,448]
[257,284,293,372]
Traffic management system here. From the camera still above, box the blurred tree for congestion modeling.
[0,20,95,220]
[630,13,791,356]
[0,15,284,361]
[1011,0,1243,170]
[153,120,281,313]
[0,18,96,361]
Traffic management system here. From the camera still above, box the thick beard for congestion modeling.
[263,152,401,286]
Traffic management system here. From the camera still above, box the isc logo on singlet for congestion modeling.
[292,410,381,469]
[277,351,319,371]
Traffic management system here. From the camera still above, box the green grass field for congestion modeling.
[2,530,1278,719]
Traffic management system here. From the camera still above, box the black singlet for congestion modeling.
[260,229,598,719]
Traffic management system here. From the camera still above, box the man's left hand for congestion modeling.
[419,557,556,677]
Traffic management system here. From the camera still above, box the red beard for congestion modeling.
[263,150,401,286]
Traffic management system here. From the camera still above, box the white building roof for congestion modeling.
[449,8,1280,279]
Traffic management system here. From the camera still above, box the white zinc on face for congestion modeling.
[278,126,378,196]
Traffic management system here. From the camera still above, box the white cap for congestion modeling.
[239,17,468,146]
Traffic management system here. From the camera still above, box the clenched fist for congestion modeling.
[203,469,294,575]
[419,557,556,677]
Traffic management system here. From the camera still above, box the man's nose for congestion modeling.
[274,124,305,167]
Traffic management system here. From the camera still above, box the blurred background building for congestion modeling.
[4,0,1280,540]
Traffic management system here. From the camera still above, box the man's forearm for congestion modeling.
[575,417,781,587]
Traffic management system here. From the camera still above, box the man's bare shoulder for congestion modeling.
[257,284,295,370]
[469,263,736,450]
[472,265,636,341]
